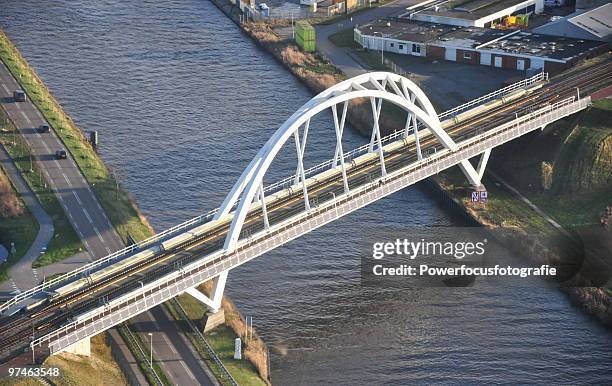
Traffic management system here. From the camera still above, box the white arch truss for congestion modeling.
[214,72,474,253]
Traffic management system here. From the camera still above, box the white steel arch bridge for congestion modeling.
[0,70,595,359]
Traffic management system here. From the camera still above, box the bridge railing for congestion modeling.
[437,72,548,120]
[0,72,549,314]
[0,208,219,313]
[32,95,591,353]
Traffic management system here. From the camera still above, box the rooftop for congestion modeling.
[408,0,537,21]
[358,19,606,61]
[567,3,612,41]
[358,19,467,43]
[447,30,605,60]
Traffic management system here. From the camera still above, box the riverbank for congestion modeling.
[207,2,611,327]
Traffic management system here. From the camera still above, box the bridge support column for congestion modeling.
[458,148,491,188]
[61,337,91,357]
[184,271,228,331]
[185,271,228,313]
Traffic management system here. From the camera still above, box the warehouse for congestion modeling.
[355,19,608,72]
[402,0,544,28]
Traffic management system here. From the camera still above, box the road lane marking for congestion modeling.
[1,84,9,93]
[71,190,83,205]
[19,111,32,125]
[162,335,178,354]
[82,208,93,223]
[62,173,72,186]
[94,227,105,245]
[180,361,196,381]
[148,312,160,329]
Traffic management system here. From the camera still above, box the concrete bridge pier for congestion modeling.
[61,337,91,356]
[184,270,228,332]
[459,148,492,189]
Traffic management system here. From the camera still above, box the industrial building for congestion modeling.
[355,19,608,72]
[401,0,545,28]
[533,3,612,42]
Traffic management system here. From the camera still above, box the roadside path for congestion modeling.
[0,145,53,290]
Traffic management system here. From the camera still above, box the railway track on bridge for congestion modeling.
[1,59,610,362]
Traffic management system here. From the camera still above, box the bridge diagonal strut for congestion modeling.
[332,103,351,194]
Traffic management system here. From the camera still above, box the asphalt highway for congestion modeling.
[0,61,124,259]
[132,306,217,386]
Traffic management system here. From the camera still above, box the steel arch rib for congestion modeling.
[217,73,457,251]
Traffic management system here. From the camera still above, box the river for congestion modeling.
[1,0,611,384]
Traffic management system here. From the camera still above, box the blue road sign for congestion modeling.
[480,191,488,203]
[471,192,479,202]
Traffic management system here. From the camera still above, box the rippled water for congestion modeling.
[1,1,611,384]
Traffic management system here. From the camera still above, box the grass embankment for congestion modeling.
[43,334,128,386]
[0,30,154,247]
[0,109,82,270]
[170,285,269,386]
[533,99,612,226]
[0,167,38,282]
[492,99,612,229]
[438,98,612,325]
[0,334,128,386]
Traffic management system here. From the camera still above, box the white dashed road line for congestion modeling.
[82,207,93,223]
[19,110,32,125]
[180,361,196,381]
[162,335,178,354]
[71,190,83,205]
[62,173,72,187]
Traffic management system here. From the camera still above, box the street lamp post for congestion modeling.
[372,32,385,65]
[148,333,153,368]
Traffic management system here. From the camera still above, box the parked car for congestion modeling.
[13,90,26,102]
[55,149,67,159]
[38,124,50,133]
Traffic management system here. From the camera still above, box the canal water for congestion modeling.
[1,1,611,384]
